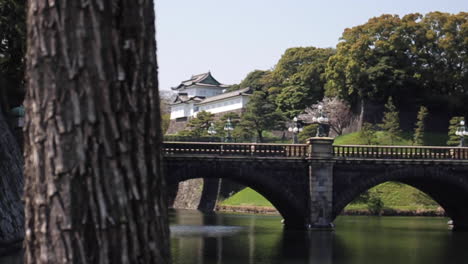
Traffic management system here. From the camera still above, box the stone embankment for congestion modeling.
[216,205,279,215]
[216,205,446,217]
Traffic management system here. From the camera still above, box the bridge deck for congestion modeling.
[163,142,468,161]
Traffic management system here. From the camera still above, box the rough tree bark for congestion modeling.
[0,107,24,253]
[25,1,170,263]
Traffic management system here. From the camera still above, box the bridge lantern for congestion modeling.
[224,118,234,142]
[288,117,303,144]
[456,120,468,147]
[208,122,217,135]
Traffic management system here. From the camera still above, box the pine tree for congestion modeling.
[187,111,215,137]
[360,122,376,145]
[447,116,465,146]
[413,106,428,145]
[380,97,401,144]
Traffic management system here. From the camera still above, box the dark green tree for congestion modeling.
[360,122,377,145]
[226,70,272,92]
[325,12,468,114]
[297,124,318,143]
[0,0,26,112]
[380,97,401,144]
[0,0,26,251]
[367,194,384,215]
[232,123,255,142]
[413,106,428,145]
[214,112,241,139]
[240,91,285,142]
[447,116,465,146]
[186,111,215,137]
[272,47,335,118]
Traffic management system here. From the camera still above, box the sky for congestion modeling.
[155,0,467,91]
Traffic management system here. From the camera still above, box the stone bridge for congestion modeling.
[163,139,468,230]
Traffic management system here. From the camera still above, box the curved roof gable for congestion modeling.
[172,72,227,90]
[196,87,252,105]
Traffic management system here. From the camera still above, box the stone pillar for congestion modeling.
[307,137,334,229]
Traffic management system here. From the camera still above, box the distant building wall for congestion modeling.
[197,96,249,116]
[166,109,245,135]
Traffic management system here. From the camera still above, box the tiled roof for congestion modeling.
[196,87,251,105]
[172,72,227,90]
[171,95,205,105]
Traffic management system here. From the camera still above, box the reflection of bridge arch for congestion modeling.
[333,164,468,230]
[165,157,310,229]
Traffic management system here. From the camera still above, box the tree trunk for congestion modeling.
[0,107,24,253]
[257,130,263,143]
[25,1,170,263]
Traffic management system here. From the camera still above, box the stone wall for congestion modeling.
[166,118,189,135]
[169,178,225,212]
[170,179,203,209]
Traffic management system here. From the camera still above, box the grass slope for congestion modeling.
[220,187,273,207]
[334,131,448,146]
[220,182,439,211]
[345,182,439,211]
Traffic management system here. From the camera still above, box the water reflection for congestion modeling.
[170,210,468,264]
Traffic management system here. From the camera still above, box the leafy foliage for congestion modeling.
[413,106,428,145]
[272,47,335,118]
[380,97,401,144]
[161,113,170,134]
[325,12,468,114]
[367,195,384,215]
[184,111,215,137]
[240,91,285,142]
[297,124,318,143]
[359,122,377,145]
[226,70,272,92]
[214,112,241,138]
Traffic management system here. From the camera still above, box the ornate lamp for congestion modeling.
[208,122,217,137]
[288,117,303,144]
[311,105,329,137]
[455,120,468,147]
[224,118,234,142]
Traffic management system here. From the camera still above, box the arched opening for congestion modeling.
[333,168,468,230]
[167,172,308,229]
[341,181,442,216]
[218,187,276,210]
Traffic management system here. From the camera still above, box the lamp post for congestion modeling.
[208,122,217,141]
[224,118,234,142]
[455,120,468,147]
[312,105,329,137]
[288,117,303,144]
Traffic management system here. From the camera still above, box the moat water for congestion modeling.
[170,209,468,264]
[2,209,467,263]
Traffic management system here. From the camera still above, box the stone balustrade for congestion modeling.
[163,141,468,161]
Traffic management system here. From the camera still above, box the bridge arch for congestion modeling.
[333,165,468,230]
[165,158,311,229]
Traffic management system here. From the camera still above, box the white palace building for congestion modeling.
[167,72,251,133]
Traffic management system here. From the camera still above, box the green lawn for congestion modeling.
[334,131,448,146]
[345,182,439,211]
[220,182,439,211]
[220,187,273,207]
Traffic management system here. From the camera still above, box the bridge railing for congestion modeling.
[333,145,468,160]
[162,142,308,158]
